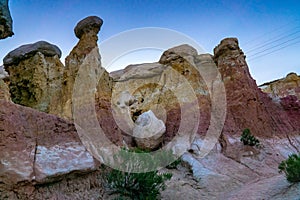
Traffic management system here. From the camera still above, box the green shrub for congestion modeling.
[278,153,300,183]
[240,128,260,147]
[166,157,181,169]
[104,148,173,200]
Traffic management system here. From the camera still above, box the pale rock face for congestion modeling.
[0,65,8,79]
[111,45,214,146]
[260,72,300,100]
[133,110,166,150]
[163,135,300,200]
[34,142,95,183]
[116,91,136,109]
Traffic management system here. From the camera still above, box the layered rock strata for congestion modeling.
[0,101,103,199]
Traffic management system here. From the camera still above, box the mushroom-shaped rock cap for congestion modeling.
[3,41,61,66]
[74,16,103,39]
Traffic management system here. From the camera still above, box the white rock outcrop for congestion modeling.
[133,110,166,150]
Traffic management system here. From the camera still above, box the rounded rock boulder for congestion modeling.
[74,16,103,39]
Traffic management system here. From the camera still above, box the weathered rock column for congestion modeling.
[61,16,113,120]
[3,41,64,112]
[0,0,13,39]
[213,38,281,136]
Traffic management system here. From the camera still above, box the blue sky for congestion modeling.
[1,0,300,84]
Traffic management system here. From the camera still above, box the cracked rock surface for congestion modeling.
[0,101,104,199]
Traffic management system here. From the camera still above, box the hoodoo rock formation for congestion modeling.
[61,15,112,120]
[3,41,64,113]
[213,38,279,137]
[0,0,13,39]
[212,38,300,158]
[0,15,300,199]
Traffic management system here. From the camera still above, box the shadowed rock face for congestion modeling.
[0,0,13,39]
[4,41,64,113]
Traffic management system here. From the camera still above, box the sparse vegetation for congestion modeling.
[278,153,300,183]
[240,128,260,147]
[104,148,173,200]
[166,157,182,169]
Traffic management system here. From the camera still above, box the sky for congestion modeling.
[1,0,300,85]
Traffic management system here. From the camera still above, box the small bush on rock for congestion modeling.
[278,153,300,183]
[240,128,260,147]
[104,148,172,200]
[166,157,182,169]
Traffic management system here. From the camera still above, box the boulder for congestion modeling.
[4,42,64,113]
[3,41,61,66]
[74,16,103,39]
[133,110,166,150]
[0,0,13,39]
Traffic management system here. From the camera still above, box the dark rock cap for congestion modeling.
[74,16,103,39]
[3,41,62,66]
